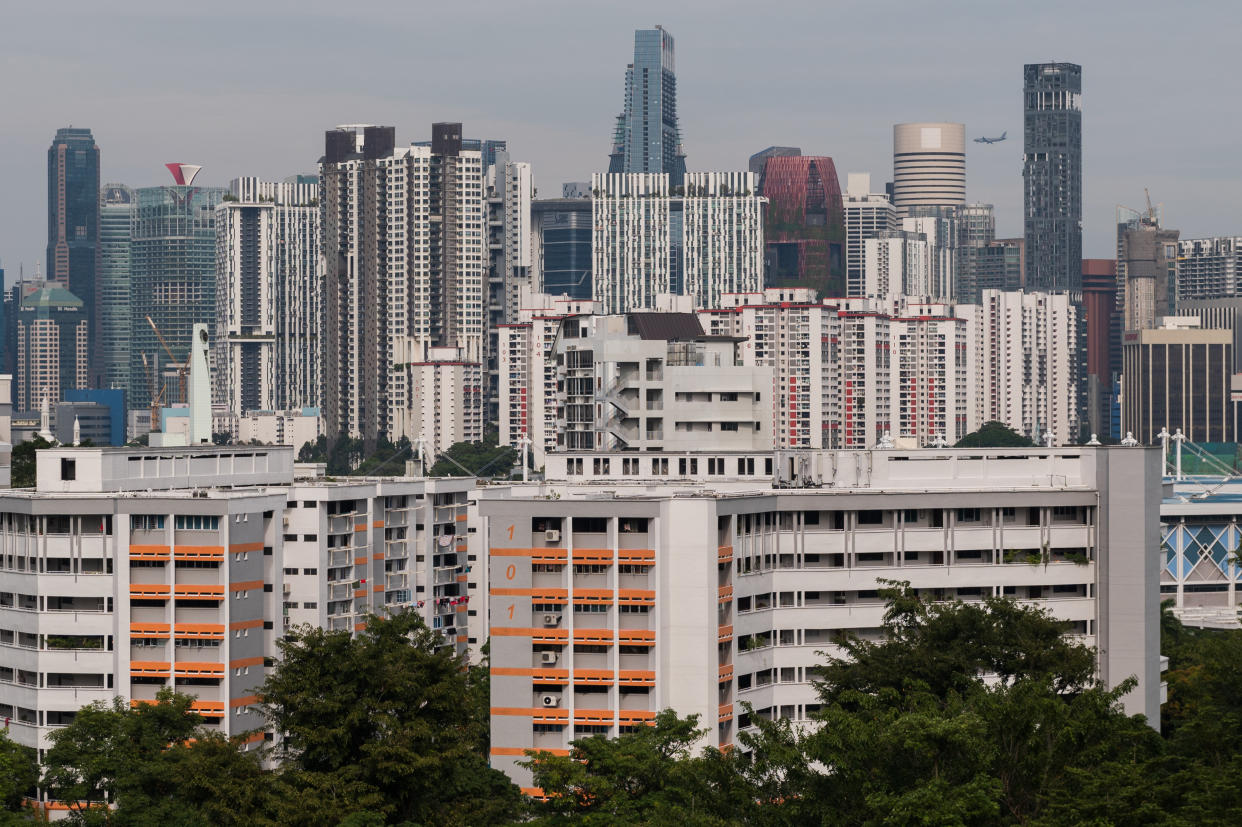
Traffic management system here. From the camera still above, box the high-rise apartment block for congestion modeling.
[758,156,846,298]
[485,154,535,424]
[607,26,687,184]
[862,232,937,298]
[498,290,600,467]
[843,173,898,298]
[46,128,100,382]
[483,445,1162,791]
[591,173,672,314]
[1023,63,1083,292]
[701,289,834,449]
[891,123,966,216]
[963,290,1080,445]
[1082,259,1120,440]
[13,284,89,412]
[98,184,134,395]
[1175,237,1242,302]
[130,170,226,412]
[319,124,485,451]
[214,177,322,418]
[681,172,765,309]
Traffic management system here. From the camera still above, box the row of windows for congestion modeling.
[130,515,222,532]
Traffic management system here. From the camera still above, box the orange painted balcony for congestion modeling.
[129,584,170,600]
[190,700,225,716]
[573,709,613,725]
[617,548,655,565]
[572,589,613,604]
[174,546,224,562]
[175,623,225,640]
[130,545,171,561]
[174,585,225,601]
[718,585,733,602]
[617,589,656,606]
[717,545,733,563]
[618,670,656,687]
[617,630,655,646]
[718,624,733,642]
[174,662,225,678]
[530,628,569,644]
[130,623,170,639]
[572,548,613,563]
[573,628,614,645]
[718,703,734,721]
[574,669,614,685]
[531,669,569,684]
[130,661,171,677]
[617,710,657,725]
[718,664,734,681]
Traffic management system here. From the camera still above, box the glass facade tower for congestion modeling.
[1023,63,1082,292]
[46,127,100,379]
[130,183,225,411]
[607,26,687,185]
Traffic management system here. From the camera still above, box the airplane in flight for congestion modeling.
[974,131,1007,144]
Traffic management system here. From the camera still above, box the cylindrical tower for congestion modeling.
[891,122,966,216]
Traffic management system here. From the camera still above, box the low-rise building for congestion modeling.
[482,446,1162,794]
[0,444,485,806]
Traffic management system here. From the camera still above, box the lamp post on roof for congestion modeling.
[1157,427,1171,474]
[1172,428,1186,481]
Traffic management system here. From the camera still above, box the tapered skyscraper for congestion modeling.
[1023,62,1082,292]
[607,26,687,185]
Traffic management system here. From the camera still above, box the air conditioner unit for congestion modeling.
[540,694,561,708]
[542,613,562,627]
[282,517,290,527]
[545,529,561,542]
[282,583,291,595]
[539,651,559,665]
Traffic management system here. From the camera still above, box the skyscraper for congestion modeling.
[532,194,593,300]
[607,26,687,185]
[591,173,672,314]
[46,127,100,381]
[955,203,994,303]
[215,177,322,418]
[891,123,966,216]
[14,283,89,412]
[1023,62,1083,292]
[759,156,846,297]
[681,171,765,308]
[843,173,898,298]
[319,123,485,450]
[98,184,133,396]
[129,166,225,413]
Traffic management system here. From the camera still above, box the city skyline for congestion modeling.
[1,0,1238,279]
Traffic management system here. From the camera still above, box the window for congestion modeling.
[131,515,166,531]
[572,517,607,533]
[619,518,648,533]
[302,568,317,576]
[175,515,220,531]
[956,508,981,523]
[60,459,76,481]
[282,568,298,576]
[857,510,884,525]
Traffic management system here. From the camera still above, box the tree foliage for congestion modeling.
[24,594,1242,825]
[427,436,518,478]
[259,610,519,825]
[954,421,1033,448]
[9,436,52,488]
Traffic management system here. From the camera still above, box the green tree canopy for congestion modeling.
[9,436,53,488]
[954,421,1033,448]
[259,610,519,825]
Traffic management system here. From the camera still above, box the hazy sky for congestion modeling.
[2,0,1238,281]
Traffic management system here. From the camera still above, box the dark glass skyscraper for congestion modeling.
[607,26,687,185]
[46,127,100,377]
[1023,63,1082,292]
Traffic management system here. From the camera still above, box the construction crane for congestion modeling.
[141,353,168,434]
[147,316,188,404]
